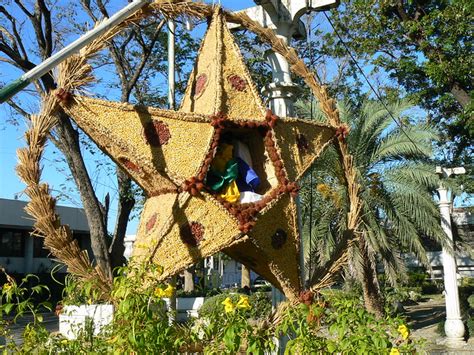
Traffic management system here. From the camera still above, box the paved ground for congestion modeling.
[3,312,58,346]
[404,296,474,354]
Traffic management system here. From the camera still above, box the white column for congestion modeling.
[262,24,298,117]
[438,187,465,346]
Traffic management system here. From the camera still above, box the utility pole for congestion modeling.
[436,166,466,347]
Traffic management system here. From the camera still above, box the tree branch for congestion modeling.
[13,0,33,18]
[126,20,165,97]
[6,98,31,119]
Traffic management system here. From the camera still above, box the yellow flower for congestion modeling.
[155,284,175,298]
[316,183,331,199]
[163,284,175,298]
[221,297,235,313]
[60,339,68,345]
[236,295,251,310]
[397,324,409,340]
[154,287,166,298]
[389,348,400,355]
[2,283,11,291]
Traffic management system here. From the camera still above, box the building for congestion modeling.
[0,198,91,274]
[403,207,474,279]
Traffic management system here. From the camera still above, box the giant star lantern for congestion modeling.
[60,10,335,300]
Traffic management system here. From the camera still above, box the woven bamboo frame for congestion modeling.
[17,0,361,298]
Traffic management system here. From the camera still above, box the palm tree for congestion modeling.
[298,98,446,317]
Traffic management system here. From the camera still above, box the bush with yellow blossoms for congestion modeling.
[1,263,423,354]
[276,290,420,354]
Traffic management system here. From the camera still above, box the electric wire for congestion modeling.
[306,10,315,280]
[323,11,428,157]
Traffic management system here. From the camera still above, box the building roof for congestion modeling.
[0,198,89,232]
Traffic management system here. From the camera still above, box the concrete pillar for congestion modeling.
[241,264,251,288]
[262,25,299,117]
[438,186,465,346]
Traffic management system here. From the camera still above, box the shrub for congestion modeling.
[176,288,221,298]
[468,294,474,309]
[467,318,474,338]
[248,291,272,320]
[278,291,420,354]
[437,320,446,336]
[199,292,242,318]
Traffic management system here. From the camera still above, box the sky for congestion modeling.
[0,0,470,236]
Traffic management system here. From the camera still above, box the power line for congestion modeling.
[323,12,427,156]
[306,11,315,279]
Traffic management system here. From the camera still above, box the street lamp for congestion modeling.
[436,166,466,347]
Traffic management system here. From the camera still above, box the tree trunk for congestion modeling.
[241,264,251,288]
[450,82,471,109]
[360,243,385,318]
[109,167,135,269]
[183,267,195,292]
[54,112,112,280]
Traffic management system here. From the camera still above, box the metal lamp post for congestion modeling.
[436,166,466,347]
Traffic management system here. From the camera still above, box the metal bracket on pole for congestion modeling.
[0,0,151,104]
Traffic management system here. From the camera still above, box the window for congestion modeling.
[33,237,50,258]
[0,229,26,257]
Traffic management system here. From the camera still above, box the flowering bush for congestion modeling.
[191,294,275,353]
[1,265,422,353]
[277,290,420,354]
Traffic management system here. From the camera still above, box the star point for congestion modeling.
[60,10,336,301]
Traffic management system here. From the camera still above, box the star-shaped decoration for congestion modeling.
[60,10,335,300]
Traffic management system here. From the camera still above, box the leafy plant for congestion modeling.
[277,291,421,354]
[0,269,52,353]
[193,294,275,354]
[299,98,446,316]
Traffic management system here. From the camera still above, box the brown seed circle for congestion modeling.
[228,74,247,91]
[143,120,171,147]
[180,222,205,247]
[194,73,208,97]
[271,228,287,249]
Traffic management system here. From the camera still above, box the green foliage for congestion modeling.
[248,292,272,320]
[2,268,425,354]
[384,286,423,305]
[437,320,446,336]
[61,274,106,306]
[199,291,271,321]
[406,270,441,295]
[176,288,221,298]
[1,273,51,323]
[467,318,474,338]
[300,98,446,296]
[321,0,473,165]
[0,271,52,353]
[277,291,420,354]
[468,294,474,309]
[193,294,275,354]
[199,293,242,319]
